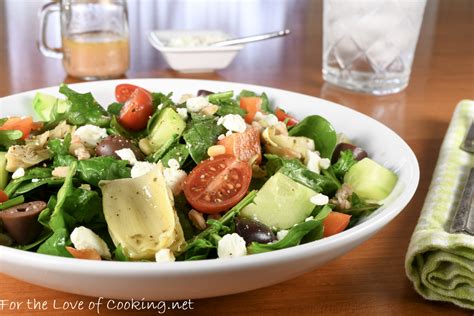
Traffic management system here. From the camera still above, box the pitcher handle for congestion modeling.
[38,2,63,59]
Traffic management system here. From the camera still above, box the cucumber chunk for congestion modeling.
[240,172,317,230]
[32,92,69,121]
[344,158,398,202]
[148,108,186,152]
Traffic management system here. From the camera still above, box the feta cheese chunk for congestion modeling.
[310,193,329,206]
[155,248,176,262]
[74,125,108,147]
[115,148,138,165]
[11,167,25,179]
[305,216,314,222]
[131,161,156,178]
[167,158,180,170]
[217,114,247,133]
[319,158,331,170]
[276,229,289,241]
[70,226,111,259]
[306,150,322,174]
[255,112,279,127]
[163,167,187,196]
[217,233,247,258]
[176,107,188,120]
[186,96,209,112]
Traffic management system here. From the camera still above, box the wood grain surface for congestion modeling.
[0,0,473,315]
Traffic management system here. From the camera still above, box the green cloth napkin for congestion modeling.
[405,100,474,310]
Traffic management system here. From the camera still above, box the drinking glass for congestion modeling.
[39,0,130,80]
[322,0,427,95]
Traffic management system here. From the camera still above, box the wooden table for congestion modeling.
[0,0,472,315]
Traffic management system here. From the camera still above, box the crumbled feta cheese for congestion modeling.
[217,134,226,141]
[319,158,331,170]
[261,114,279,127]
[217,114,247,133]
[74,125,108,147]
[176,107,188,120]
[254,111,264,121]
[310,193,329,206]
[70,226,111,259]
[217,233,247,258]
[225,130,233,137]
[186,96,209,112]
[254,111,279,127]
[115,148,138,165]
[167,158,180,170]
[306,150,322,174]
[163,167,187,196]
[155,248,175,262]
[11,168,25,179]
[31,178,40,183]
[131,161,156,178]
[276,230,289,241]
[305,216,314,222]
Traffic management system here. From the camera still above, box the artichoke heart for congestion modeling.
[99,163,185,260]
[262,126,315,161]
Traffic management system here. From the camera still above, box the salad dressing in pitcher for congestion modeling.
[62,32,129,79]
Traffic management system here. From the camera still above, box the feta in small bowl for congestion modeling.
[148,30,244,73]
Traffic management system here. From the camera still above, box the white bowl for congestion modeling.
[0,79,419,300]
[148,30,244,73]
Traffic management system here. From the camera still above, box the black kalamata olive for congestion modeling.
[332,142,368,163]
[0,201,47,245]
[197,89,214,97]
[235,217,276,245]
[95,135,144,160]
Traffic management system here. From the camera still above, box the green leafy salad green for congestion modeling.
[0,83,398,262]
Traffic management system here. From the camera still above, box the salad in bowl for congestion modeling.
[0,83,398,262]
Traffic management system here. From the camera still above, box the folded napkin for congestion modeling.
[405,100,474,310]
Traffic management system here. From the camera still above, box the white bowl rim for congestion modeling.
[0,78,420,276]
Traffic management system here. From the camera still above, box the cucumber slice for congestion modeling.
[344,158,398,202]
[32,92,69,121]
[240,172,317,230]
[148,108,186,152]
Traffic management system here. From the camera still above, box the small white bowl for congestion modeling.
[148,30,244,73]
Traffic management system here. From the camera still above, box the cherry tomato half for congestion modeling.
[275,108,298,127]
[115,84,149,103]
[183,155,252,214]
[118,88,153,131]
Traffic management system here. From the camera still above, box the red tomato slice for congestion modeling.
[0,116,42,139]
[0,190,8,203]
[183,155,252,214]
[323,212,351,237]
[240,97,262,123]
[115,84,149,103]
[275,108,298,127]
[218,127,262,164]
[118,88,153,131]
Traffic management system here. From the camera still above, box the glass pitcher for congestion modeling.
[39,0,130,80]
